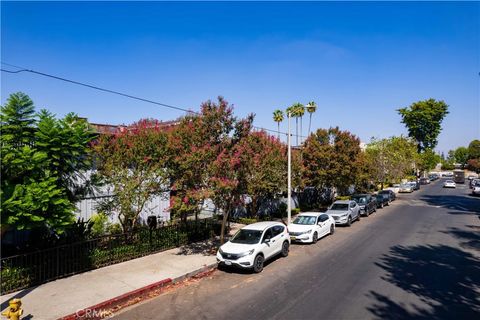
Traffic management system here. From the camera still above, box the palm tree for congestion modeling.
[296,103,305,145]
[287,103,304,146]
[272,110,284,139]
[306,101,317,137]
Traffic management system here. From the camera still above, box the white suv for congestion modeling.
[216,221,290,273]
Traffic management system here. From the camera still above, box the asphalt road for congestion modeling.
[115,180,480,320]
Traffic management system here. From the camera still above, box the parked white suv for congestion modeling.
[326,200,360,226]
[216,221,290,273]
[288,212,335,243]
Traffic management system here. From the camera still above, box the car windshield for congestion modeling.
[330,203,348,210]
[352,197,366,204]
[446,180,454,183]
[379,191,388,194]
[230,229,262,244]
[293,216,316,225]
[400,184,410,187]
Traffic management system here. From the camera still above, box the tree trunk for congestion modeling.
[308,113,312,137]
[220,209,229,245]
[296,118,299,146]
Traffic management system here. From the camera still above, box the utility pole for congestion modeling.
[287,111,292,225]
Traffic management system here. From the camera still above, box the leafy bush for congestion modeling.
[336,196,350,201]
[106,223,123,235]
[238,217,258,225]
[90,213,110,237]
[1,265,31,293]
[291,208,301,215]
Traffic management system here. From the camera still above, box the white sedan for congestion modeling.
[472,186,480,196]
[216,221,290,273]
[288,212,335,244]
[443,180,456,188]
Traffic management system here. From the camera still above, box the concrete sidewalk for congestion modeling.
[0,240,218,320]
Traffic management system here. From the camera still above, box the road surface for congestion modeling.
[115,179,480,320]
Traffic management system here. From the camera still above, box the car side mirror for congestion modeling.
[264,238,271,244]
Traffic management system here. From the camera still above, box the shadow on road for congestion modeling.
[442,225,480,251]
[368,244,480,319]
[420,194,480,215]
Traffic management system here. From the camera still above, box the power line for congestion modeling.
[1,62,308,139]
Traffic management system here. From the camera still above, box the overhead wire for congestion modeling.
[1,62,308,139]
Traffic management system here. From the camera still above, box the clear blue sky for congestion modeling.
[2,1,479,153]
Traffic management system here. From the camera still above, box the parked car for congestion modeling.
[429,174,439,181]
[379,189,396,202]
[376,193,389,208]
[326,200,360,226]
[408,181,420,191]
[419,177,430,185]
[216,221,290,273]
[399,183,414,193]
[472,186,480,196]
[470,179,480,189]
[287,212,335,244]
[351,194,377,216]
[386,184,401,193]
[443,180,456,188]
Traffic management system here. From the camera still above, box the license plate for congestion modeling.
[290,236,296,240]
[224,260,232,266]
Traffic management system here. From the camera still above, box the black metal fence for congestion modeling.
[0,218,219,294]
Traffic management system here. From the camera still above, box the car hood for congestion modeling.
[219,241,256,254]
[287,224,315,233]
[326,209,349,217]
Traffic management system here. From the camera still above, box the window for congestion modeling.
[319,214,329,222]
[262,228,273,242]
[272,225,284,237]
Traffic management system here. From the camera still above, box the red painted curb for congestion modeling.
[59,278,172,320]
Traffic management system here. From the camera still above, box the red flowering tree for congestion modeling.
[235,131,287,215]
[93,119,171,232]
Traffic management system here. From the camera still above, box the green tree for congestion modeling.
[93,119,171,232]
[418,148,441,172]
[452,147,469,168]
[398,99,449,153]
[1,92,93,233]
[303,127,361,195]
[306,101,317,137]
[468,140,480,159]
[272,110,284,139]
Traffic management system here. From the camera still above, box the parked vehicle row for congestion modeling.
[217,188,399,273]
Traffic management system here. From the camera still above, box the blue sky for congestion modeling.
[2,1,479,153]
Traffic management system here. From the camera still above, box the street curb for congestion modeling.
[59,263,217,320]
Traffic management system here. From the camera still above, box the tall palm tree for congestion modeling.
[306,101,317,137]
[272,110,284,139]
[296,103,305,145]
[287,103,303,146]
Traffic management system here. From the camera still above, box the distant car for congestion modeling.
[375,193,389,208]
[216,221,290,273]
[386,184,401,193]
[443,172,454,177]
[288,212,335,244]
[472,186,480,196]
[351,194,377,216]
[443,180,456,188]
[429,174,439,181]
[419,177,430,185]
[326,200,361,226]
[408,181,420,191]
[470,179,480,189]
[399,183,414,193]
[379,189,396,202]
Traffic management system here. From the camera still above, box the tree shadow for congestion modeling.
[420,194,480,215]
[368,244,480,319]
[442,225,480,251]
[175,239,218,256]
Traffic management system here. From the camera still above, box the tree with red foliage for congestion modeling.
[93,119,171,232]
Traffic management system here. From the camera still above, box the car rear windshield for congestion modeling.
[379,190,389,194]
[293,216,316,225]
[230,229,262,244]
[352,197,366,204]
[330,203,348,210]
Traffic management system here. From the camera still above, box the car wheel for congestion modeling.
[356,213,361,221]
[373,206,377,213]
[330,224,335,235]
[380,202,384,208]
[365,209,369,217]
[253,254,264,273]
[312,232,318,244]
[281,241,289,257]
[347,216,352,226]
